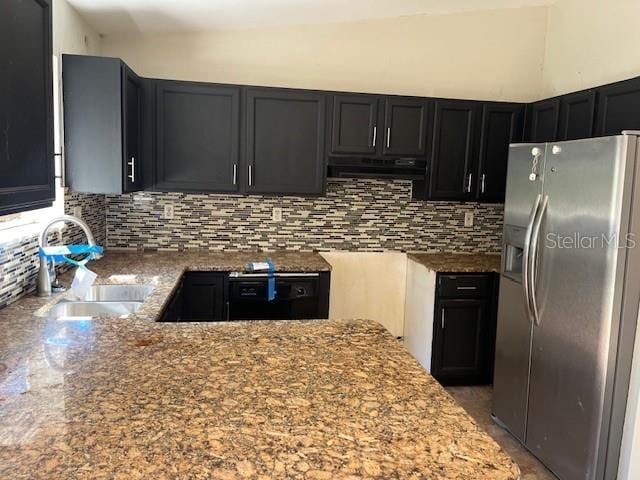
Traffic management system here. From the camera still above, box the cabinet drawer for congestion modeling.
[438,274,490,298]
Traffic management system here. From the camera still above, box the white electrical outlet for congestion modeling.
[272,207,283,222]
[464,212,474,227]
[164,204,175,219]
[73,206,82,219]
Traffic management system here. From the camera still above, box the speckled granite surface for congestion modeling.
[0,251,518,479]
[408,253,502,273]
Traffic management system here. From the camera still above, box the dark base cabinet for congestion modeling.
[431,273,499,386]
[160,272,226,322]
[160,271,330,322]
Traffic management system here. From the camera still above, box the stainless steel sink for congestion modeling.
[47,301,143,319]
[80,284,155,302]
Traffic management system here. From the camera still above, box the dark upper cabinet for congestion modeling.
[428,100,481,201]
[1,0,54,215]
[155,81,240,192]
[63,55,145,194]
[330,94,379,155]
[477,103,524,203]
[558,90,596,141]
[382,98,430,157]
[525,98,560,142]
[595,77,640,136]
[246,88,326,195]
[123,66,143,192]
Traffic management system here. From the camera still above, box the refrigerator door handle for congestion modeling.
[523,193,542,324]
[529,195,549,326]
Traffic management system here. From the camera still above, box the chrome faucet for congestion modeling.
[37,214,101,297]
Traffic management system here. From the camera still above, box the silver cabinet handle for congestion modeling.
[127,157,135,183]
[386,127,391,149]
[467,173,473,193]
[441,309,446,329]
[233,164,237,185]
[456,286,477,290]
[481,173,486,193]
[248,165,253,186]
[372,126,377,147]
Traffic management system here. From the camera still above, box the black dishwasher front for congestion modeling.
[227,272,329,320]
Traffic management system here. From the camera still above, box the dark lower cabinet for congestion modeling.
[246,88,326,195]
[428,100,481,201]
[525,98,560,143]
[432,299,489,384]
[63,55,145,194]
[431,273,498,385]
[595,77,640,136]
[182,272,226,321]
[1,0,55,215]
[558,90,596,141]
[155,81,240,192]
[161,272,226,322]
[477,103,524,203]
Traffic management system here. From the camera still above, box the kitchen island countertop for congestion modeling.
[0,251,518,479]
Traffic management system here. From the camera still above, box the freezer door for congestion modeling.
[503,143,547,230]
[492,275,534,441]
[492,143,545,439]
[525,136,633,480]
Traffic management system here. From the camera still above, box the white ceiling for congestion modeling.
[68,0,556,35]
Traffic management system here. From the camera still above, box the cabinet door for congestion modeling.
[428,100,480,201]
[595,77,640,136]
[525,98,560,142]
[330,94,379,155]
[246,89,326,195]
[477,103,524,203]
[0,0,54,215]
[382,98,430,157]
[156,82,240,192]
[123,66,143,192]
[558,90,596,141]
[181,273,225,321]
[432,298,489,385]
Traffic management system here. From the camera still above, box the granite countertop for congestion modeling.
[0,251,518,479]
[408,252,502,273]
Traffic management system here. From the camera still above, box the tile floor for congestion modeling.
[446,386,557,480]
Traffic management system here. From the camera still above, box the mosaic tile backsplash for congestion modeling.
[106,179,504,253]
[0,191,106,308]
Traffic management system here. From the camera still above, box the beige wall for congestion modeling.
[100,7,547,102]
[542,0,640,97]
[403,259,436,371]
[320,252,407,338]
[53,0,101,56]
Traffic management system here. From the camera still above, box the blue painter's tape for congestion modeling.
[38,244,103,269]
[266,257,276,302]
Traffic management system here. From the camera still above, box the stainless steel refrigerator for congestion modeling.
[492,133,640,480]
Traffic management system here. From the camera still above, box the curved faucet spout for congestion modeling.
[37,214,101,297]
